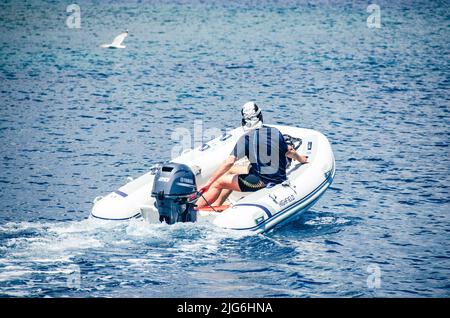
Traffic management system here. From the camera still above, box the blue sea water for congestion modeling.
[0,0,449,297]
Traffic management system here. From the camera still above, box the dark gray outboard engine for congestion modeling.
[151,163,197,224]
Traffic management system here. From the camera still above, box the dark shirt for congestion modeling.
[230,126,289,184]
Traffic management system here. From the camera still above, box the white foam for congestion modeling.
[305,216,350,226]
[0,268,33,281]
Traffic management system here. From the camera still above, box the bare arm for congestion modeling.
[286,145,308,164]
[200,155,237,191]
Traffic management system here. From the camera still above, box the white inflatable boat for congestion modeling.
[90,125,335,234]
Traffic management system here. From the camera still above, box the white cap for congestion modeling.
[241,101,262,130]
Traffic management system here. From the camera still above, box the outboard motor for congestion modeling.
[151,163,197,224]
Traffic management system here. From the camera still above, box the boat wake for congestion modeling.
[0,210,351,297]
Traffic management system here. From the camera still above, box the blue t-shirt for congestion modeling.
[230,126,289,184]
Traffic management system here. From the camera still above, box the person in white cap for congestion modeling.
[196,102,308,209]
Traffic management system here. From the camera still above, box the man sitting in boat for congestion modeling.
[196,102,308,209]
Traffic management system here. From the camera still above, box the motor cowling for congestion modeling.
[151,163,197,224]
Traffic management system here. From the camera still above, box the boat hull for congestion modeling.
[90,125,335,233]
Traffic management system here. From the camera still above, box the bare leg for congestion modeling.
[212,189,233,206]
[211,165,248,206]
[196,174,240,208]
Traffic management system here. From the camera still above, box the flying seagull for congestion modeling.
[100,30,128,49]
